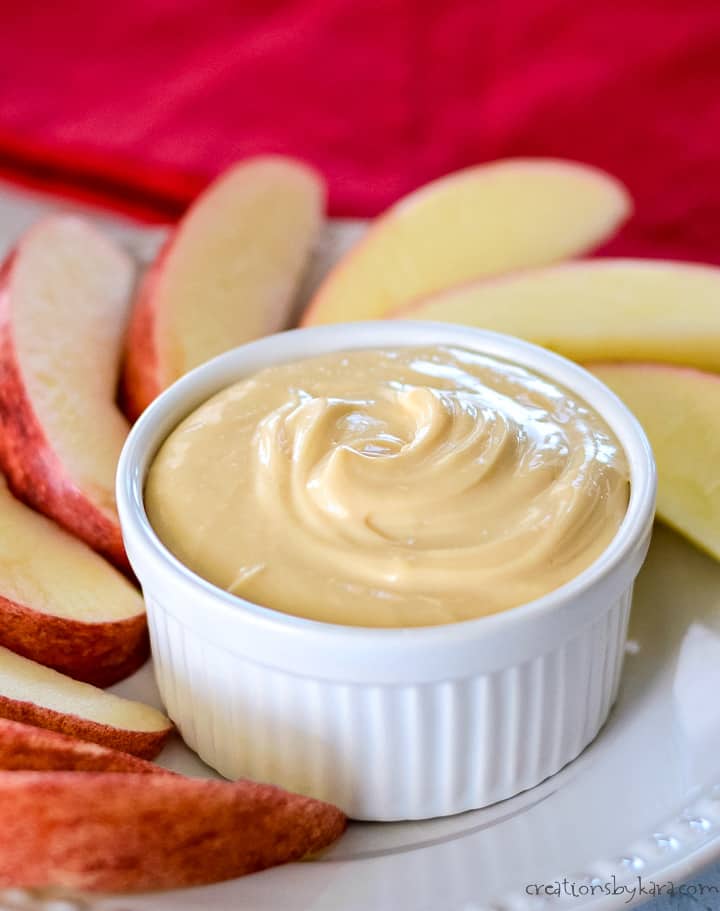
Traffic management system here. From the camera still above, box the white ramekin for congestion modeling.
[117,322,656,821]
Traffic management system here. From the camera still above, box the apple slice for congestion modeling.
[0,771,346,891]
[399,259,720,371]
[0,718,168,774]
[122,155,325,418]
[301,158,630,325]
[0,474,147,686]
[0,646,172,758]
[0,215,135,573]
[590,363,720,560]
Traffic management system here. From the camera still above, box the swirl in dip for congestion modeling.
[145,346,630,627]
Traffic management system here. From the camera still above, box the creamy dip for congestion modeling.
[145,346,629,627]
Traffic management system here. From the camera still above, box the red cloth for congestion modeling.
[1,1,720,262]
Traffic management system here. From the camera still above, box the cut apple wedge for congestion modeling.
[122,155,325,418]
[0,474,147,686]
[0,718,167,774]
[590,363,720,560]
[0,771,346,892]
[0,215,135,573]
[0,646,172,758]
[400,259,720,370]
[301,158,631,325]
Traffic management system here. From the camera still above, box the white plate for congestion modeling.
[0,182,719,911]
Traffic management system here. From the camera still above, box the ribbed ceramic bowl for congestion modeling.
[117,321,656,821]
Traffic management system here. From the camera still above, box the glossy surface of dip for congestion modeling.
[145,346,629,627]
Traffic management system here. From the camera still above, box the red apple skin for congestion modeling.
[120,238,169,421]
[0,692,172,759]
[0,252,131,576]
[0,772,347,892]
[0,718,169,774]
[0,595,149,687]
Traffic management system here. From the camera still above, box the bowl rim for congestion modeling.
[116,320,657,648]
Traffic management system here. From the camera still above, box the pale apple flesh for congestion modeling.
[0,474,147,685]
[590,363,720,560]
[0,216,135,573]
[122,155,325,418]
[0,646,172,758]
[400,258,720,371]
[0,718,168,773]
[302,158,631,325]
[0,771,346,892]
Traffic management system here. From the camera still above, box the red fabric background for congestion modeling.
[1,1,720,261]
